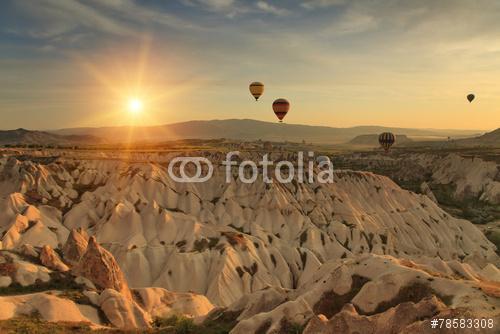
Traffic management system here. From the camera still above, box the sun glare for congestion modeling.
[128,98,143,114]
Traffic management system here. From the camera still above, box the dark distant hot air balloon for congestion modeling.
[379,132,395,153]
[467,94,475,103]
[272,98,290,122]
[249,82,264,101]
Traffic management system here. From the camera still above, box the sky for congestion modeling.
[0,0,500,130]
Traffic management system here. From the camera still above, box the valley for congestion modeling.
[0,146,498,333]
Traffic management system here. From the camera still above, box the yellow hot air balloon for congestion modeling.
[249,82,264,101]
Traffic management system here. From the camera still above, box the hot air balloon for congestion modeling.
[378,132,395,153]
[272,98,290,122]
[249,82,264,101]
[467,94,475,103]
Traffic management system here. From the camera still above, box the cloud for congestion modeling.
[328,11,377,35]
[9,0,203,44]
[180,0,246,17]
[92,0,203,31]
[301,0,346,10]
[11,0,135,39]
[181,0,289,18]
[256,1,290,16]
[197,0,235,10]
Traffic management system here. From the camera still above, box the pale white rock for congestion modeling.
[62,228,89,266]
[420,181,437,203]
[19,243,39,258]
[228,253,500,333]
[431,154,499,203]
[1,156,497,307]
[83,290,100,306]
[75,276,97,290]
[0,298,16,320]
[99,288,151,329]
[0,275,12,288]
[0,292,103,324]
[75,303,102,326]
[480,263,500,282]
[39,244,69,272]
[0,151,498,332]
[14,259,51,286]
[133,287,214,318]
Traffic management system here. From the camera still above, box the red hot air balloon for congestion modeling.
[272,98,290,122]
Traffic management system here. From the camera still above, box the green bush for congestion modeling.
[0,315,93,334]
[285,322,304,334]
[0,271,82,296]
[153,315,195,334]
[485,230,500,253]
[153,311,240,334]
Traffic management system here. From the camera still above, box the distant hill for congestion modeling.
[49,119,482,144]
[404,128,500,148]
[452,128,500,147]
[475,128,500,143]
[349,134,412,147]
[0,128,104,146]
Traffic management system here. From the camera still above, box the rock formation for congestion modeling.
[1,247,215,330]
[99,288,151,329]
[229,254,500,333]
[72,236,132,300]
[39,244,69,272]
[303,296,446,334]
[62,228,89,266]
[0,150,498,332]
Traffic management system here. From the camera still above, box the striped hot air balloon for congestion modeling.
[249,82,264,101]
[272,98,290,122]
[378,132,395,153]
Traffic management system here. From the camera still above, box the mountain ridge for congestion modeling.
[0,128,104,146]
[1,121,496,147]
[48,119,484,144]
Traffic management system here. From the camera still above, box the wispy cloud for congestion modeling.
[14,0,135,38]
[196,0,235,10]
[181,0,289,18]
[301,0,346,10]
[9,0,202,44]
[180,0,247,17]
[256,1,290,16]
[92,0,203,30]
[327,11,377,34]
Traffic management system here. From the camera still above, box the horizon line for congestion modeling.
[0,118,493,133]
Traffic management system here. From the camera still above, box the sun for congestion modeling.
[127,98,143,114]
